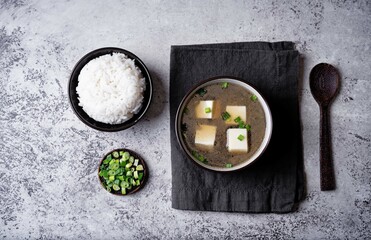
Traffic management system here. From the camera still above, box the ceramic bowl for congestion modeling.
[98,148,148,195]
[175,76,273,172]
[68,47,152,132]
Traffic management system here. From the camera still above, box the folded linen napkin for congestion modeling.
[170,42,305,213]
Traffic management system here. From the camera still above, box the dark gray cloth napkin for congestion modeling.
[170,42,305,213]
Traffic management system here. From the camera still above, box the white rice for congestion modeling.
[76,53,146,124]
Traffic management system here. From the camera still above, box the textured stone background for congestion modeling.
[1,0,370,239]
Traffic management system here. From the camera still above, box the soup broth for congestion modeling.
[181,82,266,168]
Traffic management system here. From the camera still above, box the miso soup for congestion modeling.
[181,82,266,168]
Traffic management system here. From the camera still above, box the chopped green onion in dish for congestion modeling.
[237,134,245,141]
[204,107,212,113]
[197,88,207,96]
[123,151,130,160]
[245,124,251,131]
[192,150,207,163]
[225,163,233,168]
[234,116,241,123]
[99,150,145,195]
[221,111,231,121]
[221,82,229,89]
[112,151,119,158]
[134,159,139,166]
[250,94,258,102]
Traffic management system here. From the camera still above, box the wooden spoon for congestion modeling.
[309,63,340,191]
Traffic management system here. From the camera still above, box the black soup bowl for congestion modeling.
[68,47,153,132]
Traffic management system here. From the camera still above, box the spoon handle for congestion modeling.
[320,105,336,191]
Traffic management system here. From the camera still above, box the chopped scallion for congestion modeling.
[131,179,136,186]
[136,165,144,171]
[221,82,229,89]
[99,150,145,195]
[234,116,241,123]
[108,175,115,182]
[197,88,207,96]
[133,171,139,179]
[192,151,207,163]
[138,173,144,180]
[134,159,139,167]
[225,163,233,168]
[237,134,245,141]
[123,152,130,161]
[205,107,211,113]
[251,94,258,102]
[112,184,120,191]
[121,181,129,188]
[125,162,132,169]
[112,151,119,158]
[221,112,231,121]
[117,176,124,181]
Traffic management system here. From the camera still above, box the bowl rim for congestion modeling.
[97,148,148,196]
[68,47,153,132]
[175,76,273,172]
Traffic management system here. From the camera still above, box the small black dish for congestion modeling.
[68,47,153,132]
[98,148,148,196]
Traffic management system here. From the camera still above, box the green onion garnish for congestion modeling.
[133,171,139,179]
[251,94,258,102]
[112,151,119,158]
[245,124,251,131]
[205,107,211,113]
[197,88,207,96]
[138,172,144,180]
[225,163,233,168]
[108,175,115,182]
[192,151,207,163]
[221,111,231,121]
[237,134,245,141]
[133,159,139,167]
[123,152,130,161]
[221,82,229,89]
[234,116,241,123]
[99,150,145,195]
[136,165,144,171]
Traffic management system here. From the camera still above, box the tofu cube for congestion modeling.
[226,128,248,153]
[195,125,217,148]
[225,106,246,124]
[195,100,214,119]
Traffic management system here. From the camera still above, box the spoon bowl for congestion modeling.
[310,63,340,105]
[310,63,340,191]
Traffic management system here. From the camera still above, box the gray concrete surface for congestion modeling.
[1,0,370,239]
